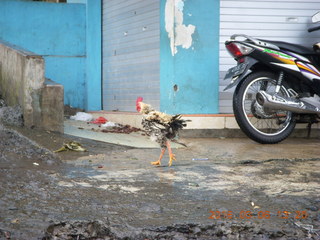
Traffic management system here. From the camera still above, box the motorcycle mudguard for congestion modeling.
[224,58,258,91]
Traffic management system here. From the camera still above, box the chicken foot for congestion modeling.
[151,141,176,167]
[151,148,166,166]
[167,141,176,167]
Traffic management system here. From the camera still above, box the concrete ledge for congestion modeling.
[41,79,64,132]
[88,111,320,138]
[180,128,320,138]
[0,40,64,132]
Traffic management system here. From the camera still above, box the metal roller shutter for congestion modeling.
[219,0,320,113]
[102,0,160,111]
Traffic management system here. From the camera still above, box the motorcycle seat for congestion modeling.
[260,39,317,56]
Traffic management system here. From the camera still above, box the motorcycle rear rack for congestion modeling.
[230,34,280,50]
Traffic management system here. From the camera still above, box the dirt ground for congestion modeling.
[0,108,319,239]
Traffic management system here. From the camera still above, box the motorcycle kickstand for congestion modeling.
[307,122,312,138]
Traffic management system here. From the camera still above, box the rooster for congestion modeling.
[136,97,189,167]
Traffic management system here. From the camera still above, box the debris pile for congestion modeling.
[0,97,23,127]
[54,141,87,153]
[0,123,58,165]
[70,112,93,122]
[102,124,141,134]
[69,112,142,134]
[90,116,107,124]
[43,220,316,240]
[43,221,111,240]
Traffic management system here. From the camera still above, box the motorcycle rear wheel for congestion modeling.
[233,71,296,144]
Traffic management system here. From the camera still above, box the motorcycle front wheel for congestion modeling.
[233,71,296,144]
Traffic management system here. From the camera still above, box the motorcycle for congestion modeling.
[224,11,320,144]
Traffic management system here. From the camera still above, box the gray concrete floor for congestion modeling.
[1,122,320,239]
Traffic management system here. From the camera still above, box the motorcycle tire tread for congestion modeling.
[233,71,296,144]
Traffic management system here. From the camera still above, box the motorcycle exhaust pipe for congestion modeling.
[256,91,320,114]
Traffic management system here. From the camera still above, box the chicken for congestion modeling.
[136,97,189,166]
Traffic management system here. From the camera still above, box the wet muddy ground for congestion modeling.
[0,117,319,239]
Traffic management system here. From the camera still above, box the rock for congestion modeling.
[306,206,319,211]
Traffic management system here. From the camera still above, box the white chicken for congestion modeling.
[136,97,189,166]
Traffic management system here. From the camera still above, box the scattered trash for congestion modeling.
[0,229,11,239]
[192,158,209,161]
[54,141,87,153]
[4,231,10,239]
[294,222,320,237]
[188,182,199,187]
[90,117,108,124]
[11,219,20,224]
[250,201,261,209]
[102,121,117,128]
[101,124,140,134]
[33,162,39,166]
[70,112,93,122]
[0,99,6,108]
[306,206,319,211]
[8,207,18,211]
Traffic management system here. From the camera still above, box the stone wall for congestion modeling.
[0,40,63,132]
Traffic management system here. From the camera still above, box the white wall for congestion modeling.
[219,0,320,113]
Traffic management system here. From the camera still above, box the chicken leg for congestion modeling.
[166,141,176,167]
[151,148,166,166]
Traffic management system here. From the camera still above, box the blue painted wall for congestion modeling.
[85,0,102,111]
[160,0,220,114]
[0,0,219,113]
[0,0,87,109]
[68,0,86,3]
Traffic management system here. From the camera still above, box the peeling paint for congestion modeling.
[165,0,196,56]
